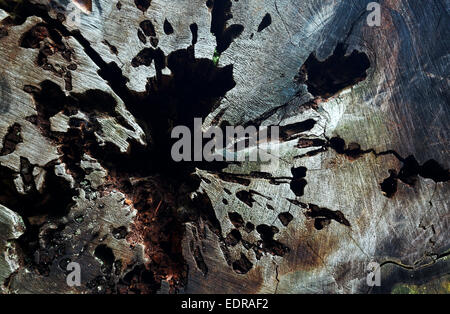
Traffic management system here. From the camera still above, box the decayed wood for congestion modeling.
[0,0,448,294]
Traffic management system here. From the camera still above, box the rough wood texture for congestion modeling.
[0,0,448,294]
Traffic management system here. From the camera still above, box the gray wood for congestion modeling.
[0,0,448,294]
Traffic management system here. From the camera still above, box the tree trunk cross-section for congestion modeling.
[0,0,448,294]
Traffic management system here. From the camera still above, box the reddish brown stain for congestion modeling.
[280,220,339,275]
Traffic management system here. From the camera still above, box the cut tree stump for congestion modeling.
[0,0,448,293]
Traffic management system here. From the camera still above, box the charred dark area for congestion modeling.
[163,19,174,35]
[225,229,242,246]
[103,40,118,55]
[327,137,449,197]
[328,136,369,159]
[0,162,76,219]
[117,264,160,294]
[232,253,253,274]
[0,123,22,155]
[94,244,115,272]
[190,23,198,45]
[380,170,398,198]
[0,160,77,276]
[290,166,307,197]
[297,43,370,98]
[254,224,290,257]
[278,212,293,227]
[228,211,244,228]
[257,13,272,33]
[207,0,244,54]
[235,190,256,207]
[137,29,146,44]
[279,119,316,141]
[380,156,449,198]
[0,26,8,38]
[139,20,156,37]
[134,0,151,13]
[244,222,255,233]
[304,203,351,230]
[131,47,160,67]
[20,22,75,90]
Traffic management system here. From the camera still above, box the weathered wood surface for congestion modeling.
[0,0,448,294]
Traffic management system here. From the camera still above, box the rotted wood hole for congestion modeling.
[0,0,448,294]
